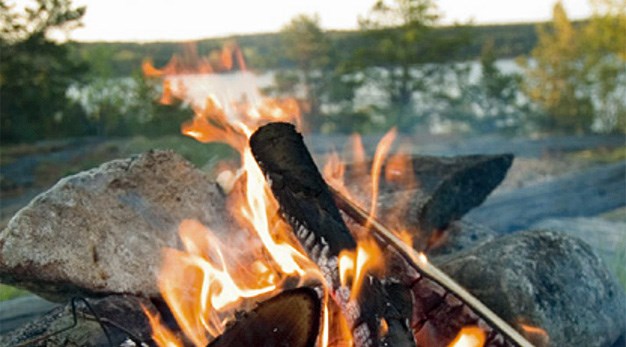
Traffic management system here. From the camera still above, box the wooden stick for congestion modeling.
[330,185,533,347]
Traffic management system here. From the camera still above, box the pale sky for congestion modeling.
[12,0,594,42]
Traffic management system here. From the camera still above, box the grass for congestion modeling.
[0,284,30,301]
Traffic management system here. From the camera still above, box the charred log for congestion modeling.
[208,287,321,347]
[250,122,415,347]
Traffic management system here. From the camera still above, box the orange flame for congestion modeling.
[338,237,385,300]
[367,128,397,226]
[448,326,486,347]
[144,42,447,347]
[143,43,333,346]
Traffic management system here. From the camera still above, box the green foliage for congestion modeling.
[278,14,332,129]
[0,0,89,143]
[66,71,192,138]
[442,39,535,134]
[69,22,543,78]
[521,1,626,134]
[355,0,471,131]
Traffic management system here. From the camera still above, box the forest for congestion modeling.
[1,0,625,143]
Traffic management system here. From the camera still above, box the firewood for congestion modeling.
[331,185,533,347]
[208,287,321,347]
[250,122,415,347]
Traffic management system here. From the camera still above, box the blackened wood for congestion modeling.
[250,122,356,259]
[466,161,626,233]
[344,154,513,251]
[208,287,320,347]
[331,185,533,347]
[250,122,415,347]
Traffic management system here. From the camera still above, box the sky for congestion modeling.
[12,0,594,42]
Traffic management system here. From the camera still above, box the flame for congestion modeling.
[322,130,418,248]
[448,326,486,347]
[367,128,397,226]
[143,44,327,346]
[143,306,183,347]
[337,237,385,300]
[144,42,458,346]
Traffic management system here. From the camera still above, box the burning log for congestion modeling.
[208,287,321,347]
[250,122,533,347]
[250,122,415,347]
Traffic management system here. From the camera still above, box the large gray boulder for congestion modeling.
[0,150,233,300]
[438,229,626,347]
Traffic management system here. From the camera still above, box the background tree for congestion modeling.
[1,0,88,143]
[521,0,625,134]
[581,0,626,132]
[470,39,533,133]
[279,14,331,130]
[357,0,468,130]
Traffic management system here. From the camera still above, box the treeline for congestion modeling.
[74,22,543,77]
[2,0,625,144]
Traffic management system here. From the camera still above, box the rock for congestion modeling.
[426,220,499,258]
[0,150,234,300]
[438,229,626,347]
[466,162,626,233]
[344,154,513,250]
[0,295,156,347]
[532,217,626,291]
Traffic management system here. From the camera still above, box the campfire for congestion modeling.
[2,41,625,347]
[139,45,532,347]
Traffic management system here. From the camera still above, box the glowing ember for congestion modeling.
[447,326,486,347]
[520,323,550,346]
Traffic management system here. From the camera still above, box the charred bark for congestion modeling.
[250,122,415,347]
